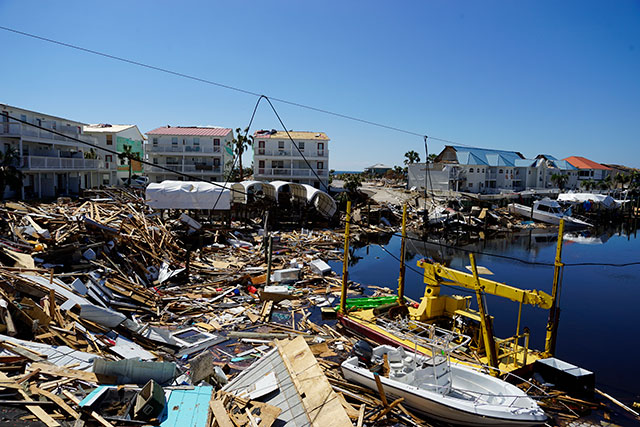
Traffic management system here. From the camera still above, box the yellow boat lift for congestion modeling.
[337,203,567,374]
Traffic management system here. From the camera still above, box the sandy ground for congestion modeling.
[333,179,419,207]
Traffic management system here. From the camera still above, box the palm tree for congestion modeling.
[118,144,141,186]
[232,127,254,181]
[599,175,613,192]
[0,147,23,200]
[427,153,437,164]
[581,179,596,191]
[84,148,98,160]
[550,173,569,190]
[404,150,420,165]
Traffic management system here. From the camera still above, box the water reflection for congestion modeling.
[333,220,640,401]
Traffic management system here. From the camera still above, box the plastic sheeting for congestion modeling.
[557,193,620,209]
[302,184,337,218]
[145,181,231,210]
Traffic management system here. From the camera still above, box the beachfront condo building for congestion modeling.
[0,103,107,199]
[145,126,233,183]
[253,130,329,189]
[83,124,145,186]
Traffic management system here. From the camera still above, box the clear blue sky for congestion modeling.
[1,1,638,170]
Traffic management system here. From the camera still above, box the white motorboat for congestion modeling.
[341,342,547,426]
[507,198,592,229]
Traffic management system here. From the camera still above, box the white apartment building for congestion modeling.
[145,126,233,183]
[0,103,103,198]
[83,124,145,185]
[408,146,579,194]
[253,130,329,189]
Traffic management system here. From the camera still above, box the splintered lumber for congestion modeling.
[209,400,234,427]
[30,385,81,419]
[276,336,352,427]
[27,362,116,384]
[62,390,114,427]
[0,340,47,363]
[374,373,388,407]
[0,371,60,427]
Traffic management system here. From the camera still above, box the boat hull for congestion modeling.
[341,361,547,427]
[507,203,590,229]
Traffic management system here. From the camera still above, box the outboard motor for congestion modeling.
[353,340,373,367]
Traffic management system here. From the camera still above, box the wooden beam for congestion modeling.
[374,373,388,407]
[209,400,234,427]
[0,371,60,427]
[62,390,114,427]
[28,362,116,384]
[30,385,81,419]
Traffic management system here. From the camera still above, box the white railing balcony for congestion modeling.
[256,168,328,177]
[149,145,221,154]
[21,155,102,170]
[255,148,329,158]
[1,122,96,145]
[149,164,222,174]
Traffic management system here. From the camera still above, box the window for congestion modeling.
[482,169,485,173]
[258,140,265,155]
[213,158,220,166]
[152,137,158,145]
[469,183,473,187]
[106,135,113,145]
[213,138,220,146]
[317,161,324,169]
[20,114,27,122]
[182,138,187,145]
[105,155,112,162]
[298,142,304,150]
[193,137,200,145]
[499,169,503,174]
[153,158,158,165]
[171,137,178,145]
[258,160,265,168]
[272,160,284,168]
[278,141,285,149]
[469,168,474,173]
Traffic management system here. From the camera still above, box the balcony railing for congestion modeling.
[256,168,328,177]
[255,149,328,158]
[0,122,96,145]
[21,155,102,170]
[148,164,222,174]
[148,144,221,154]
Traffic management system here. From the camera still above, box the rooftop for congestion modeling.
[83,124,136,133]
[564,156,612,170]
[147,126,232,137]
[253,130,329,141]
[446,145,530,167]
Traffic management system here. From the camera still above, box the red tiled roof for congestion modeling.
[146,127,232,137]
[563,156,612,170]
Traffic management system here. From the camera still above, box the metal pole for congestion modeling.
[339,201,352,314]
[397,204,407,305]
[265,235,273,288]
[545,218,565,356]
[469,253,498,371]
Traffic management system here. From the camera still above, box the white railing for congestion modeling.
[21,155,101,170]
[0,122,96,144]
[255,149,329,158]
[256,168,328,177]
[148,145,220,154]
[148,165,222,173]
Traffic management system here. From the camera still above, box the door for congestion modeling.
[317,143,324,156]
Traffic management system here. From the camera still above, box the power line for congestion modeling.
[5,114,252,197]
[0,25,482,148]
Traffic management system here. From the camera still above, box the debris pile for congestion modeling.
[0,189,630,426]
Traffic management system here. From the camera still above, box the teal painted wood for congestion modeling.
[160,386,213,427]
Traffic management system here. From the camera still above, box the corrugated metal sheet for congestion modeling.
[147,127,232,137]
[223,348,310,426]
[0,334,96,370]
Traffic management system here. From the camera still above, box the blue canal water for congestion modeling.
[328,226,640,404]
